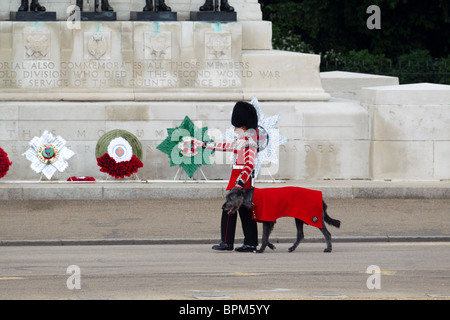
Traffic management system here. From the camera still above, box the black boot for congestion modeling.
[76,0,83,11]
[143,0,153,11]
[101,0,114,11]
[234,244,256,252]
[18,0,28,11]
[212,242,233,251]
[220,0,234,12]
[157,0,171,12]
[199,0,214,11]
[30,0,46,12]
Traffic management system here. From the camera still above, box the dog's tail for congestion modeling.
[323,201,341,228]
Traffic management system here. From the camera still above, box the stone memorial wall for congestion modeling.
[0,1,449,182]
[0,20,327,101]
[361,83,450,181]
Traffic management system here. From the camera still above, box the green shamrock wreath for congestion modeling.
[157,116,214,178]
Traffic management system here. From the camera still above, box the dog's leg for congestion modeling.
[256,221,274,253]
[321,205,334,252]
[323,200,341,228]
[256,222,270,253]
[320,223,332,252]
[288,218,304,252]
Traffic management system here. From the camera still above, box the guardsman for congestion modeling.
[197,102,259,252]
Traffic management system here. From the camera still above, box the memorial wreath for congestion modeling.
[95,129,143,179]
[157,116,215,178]
[0,147,12,179]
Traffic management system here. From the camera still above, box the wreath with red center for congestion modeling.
[95,129,144,179]
[0,147,12,179]
[156,116,215,178]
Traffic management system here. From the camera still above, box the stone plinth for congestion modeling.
[10,11,57,21]
[0,99,370,181]
[80,12,117,21]
[320,71,399,100]
[0,21,329,102]
[130,11,177,21]
[190,11,237,22]
[361,83,450,180]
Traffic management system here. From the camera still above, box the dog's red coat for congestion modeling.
[251,187,323,228]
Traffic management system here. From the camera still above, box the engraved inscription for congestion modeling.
[280,143,336,153]
[2,57,278,89]
[0,23,289,91]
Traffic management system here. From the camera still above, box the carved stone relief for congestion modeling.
[24,33,50,60]
[205,32,231,60]
[84,32,111,60]
[144,31,171,60]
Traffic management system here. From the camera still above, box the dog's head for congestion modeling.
[222,188,254,214]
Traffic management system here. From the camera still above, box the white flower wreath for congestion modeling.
[22,130,75,180]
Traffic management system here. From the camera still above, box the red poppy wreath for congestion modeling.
[0,147,12,179]
[67,176,96,182]
[95,129,143,179]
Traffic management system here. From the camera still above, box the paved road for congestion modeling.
[0,242,449,300]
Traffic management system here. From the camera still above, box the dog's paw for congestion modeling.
[323,248,332,253]
[255,249,265,253]
[288,247,296,253]
[268,243,276,250]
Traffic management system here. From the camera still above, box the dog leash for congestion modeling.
[224,210,232,243]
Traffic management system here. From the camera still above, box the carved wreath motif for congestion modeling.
[25,33,50,59]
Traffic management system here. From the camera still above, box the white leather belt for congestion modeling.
[232,165,244,169]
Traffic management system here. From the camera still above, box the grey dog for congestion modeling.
[222,187,341,253]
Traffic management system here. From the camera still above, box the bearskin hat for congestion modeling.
[231,101,258,130]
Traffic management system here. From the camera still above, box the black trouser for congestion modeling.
[221,206,258,246]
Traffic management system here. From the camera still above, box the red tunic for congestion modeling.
[251,187,323,228]
[205,131,258,191]
[226,169,253,190]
